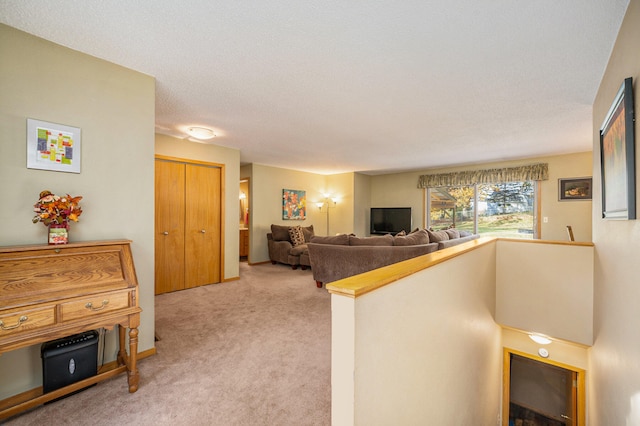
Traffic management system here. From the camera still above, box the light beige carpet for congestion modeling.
[5,262,331,425]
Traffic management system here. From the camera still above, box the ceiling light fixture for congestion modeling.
[186,126,216,140]
[528,333,552,345]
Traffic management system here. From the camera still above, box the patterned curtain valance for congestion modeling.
[417,163,549,188]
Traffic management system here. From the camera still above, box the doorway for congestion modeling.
[239,178,250,262]
[503,349,585,426]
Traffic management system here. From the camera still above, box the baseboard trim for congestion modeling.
[248,260,271,266]
[0,347,157,414]
[97,347,156,372]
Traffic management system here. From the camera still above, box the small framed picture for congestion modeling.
[27,118,81,173]
[558,177,592,201]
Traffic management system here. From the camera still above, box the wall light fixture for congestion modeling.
[528,333,552,345]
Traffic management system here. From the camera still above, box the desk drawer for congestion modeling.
[60,290,131,322]
[0,306,56,337]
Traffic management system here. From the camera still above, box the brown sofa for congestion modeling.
[267,224,315,269]
[307,229,479,287]
[425,228,480,250]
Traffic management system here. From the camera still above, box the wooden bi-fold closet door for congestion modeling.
[155,157,222,295]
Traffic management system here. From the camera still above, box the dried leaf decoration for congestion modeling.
[33,190,83,226]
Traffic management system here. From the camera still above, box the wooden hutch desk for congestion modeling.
[0,240,142,420]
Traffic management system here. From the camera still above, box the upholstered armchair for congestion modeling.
[267,224,314,269]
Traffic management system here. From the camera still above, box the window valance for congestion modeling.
[417,163,548,188]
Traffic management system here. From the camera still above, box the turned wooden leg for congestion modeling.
[128,327,139,393]
[117,325,126,366]
[301,265,308,270]
[292,265,298,270]
[316,280,323,288]
[271,260,277,264]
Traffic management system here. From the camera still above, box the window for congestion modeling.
[427,181,537,238]
[428,185,475,233]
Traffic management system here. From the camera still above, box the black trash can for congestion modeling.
[41,330,99,395]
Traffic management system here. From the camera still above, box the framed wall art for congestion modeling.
[558,177,592,201]
[282,189,306,220]
[27,118,81,173]
[600,77,635,219]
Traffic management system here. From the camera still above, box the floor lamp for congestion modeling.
[316,195,337,235]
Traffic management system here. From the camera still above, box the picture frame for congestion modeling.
[27,118,81,173]
[600,77,636,219]
[282,189,306,220]
[558,177,592,201]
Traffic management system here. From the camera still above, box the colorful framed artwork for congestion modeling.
[600,77,635,219]
[558,177,592,201]
[282,189,306,220]
[27,118,81,173]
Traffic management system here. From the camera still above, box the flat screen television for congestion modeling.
[370,207,412,235]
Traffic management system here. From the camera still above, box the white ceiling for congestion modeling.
[0,1,630,175]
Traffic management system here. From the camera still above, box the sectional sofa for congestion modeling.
[307,228,479,287]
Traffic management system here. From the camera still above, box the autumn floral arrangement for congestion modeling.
[32,190,83,227]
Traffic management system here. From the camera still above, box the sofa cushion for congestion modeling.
[394,229,429,246]
[310,234,350,245]
[271,224,292,242]
[290,243,308,255]
[395,230,406,236]
[349,234,394,246]
[459,230,472,237]
[289,226,306,247]
[302,225,315,242]
[427,229,450,242]
[444,228,460,239]
[438,234,479,249]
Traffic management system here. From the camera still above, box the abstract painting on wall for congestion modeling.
[26,118,81,173]
[282,189,306,220]
[600,77,635,219]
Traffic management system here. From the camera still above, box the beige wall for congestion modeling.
[332,243,502,424]
[0,25,155,398]
[247,164,360,263]
[367,152,593,241]
[326,173,356,235]
[589,0,640,424]
[155,134,241,279]
[353,173,372,236]
[496,240,594,346]
[250,164,328,263]
[368,171,425,234]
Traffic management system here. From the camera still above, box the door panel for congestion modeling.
[155,160,186,294]
[507,352,580,426]
[185,164,221,288]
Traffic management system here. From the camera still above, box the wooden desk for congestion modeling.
[0,240,142,420]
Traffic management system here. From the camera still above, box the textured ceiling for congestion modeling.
[0,1,630,175]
